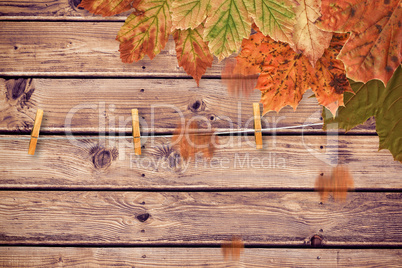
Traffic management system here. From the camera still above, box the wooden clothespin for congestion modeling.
[28,109,43,155]
[253,103,263,149]
[132,109,141,155]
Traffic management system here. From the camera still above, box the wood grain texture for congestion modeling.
[0,78,376,133]
[0,22,225,77]
[0,247,401,267]
[0,135,401,190]
[0,191,401,245]
[0,0,131,21]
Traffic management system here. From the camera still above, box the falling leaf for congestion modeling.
[315,165,354,202]
[293,0,333,66]
[235,31,353,115]
[221,58,258,98]
[171,0,212,29]
[78,0,140,16]
[203,0,252,61]
[324,65,402,162]
[316,0,402,86]
[171,119,218,161]
[221,236,244,261]
[173,25,214,86]
[116,0,172,62]
[245,0,297,45]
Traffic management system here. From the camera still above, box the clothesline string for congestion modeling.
[0,123,324,140]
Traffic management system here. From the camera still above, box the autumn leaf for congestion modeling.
[221,58,258,98]
[116,0,172,62]
[245,0,297,45]
[203,0,252,61]
[316,0,402,86]
[173,25,213,86]
[78,0,140,16]
[293,0,332,66]
[171,0,212,29]
[315,165,354,202]
[221,236,244,261]
[172,119,218,161]
[235,31,353,115]
[324,65,402,162]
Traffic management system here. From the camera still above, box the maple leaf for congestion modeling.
[292,0,333,66]
[171,119,218,161]
[245,0,297,45]
[316,0,402,86]
[171,0,212,29]
[203,0,252,61]
[324,65,402,162]
[221,236,244,261]
[315,165,354,202]
[173,25,214,86]
[116,0,172,63]
[235,31,353,115]
[78,0,140,16]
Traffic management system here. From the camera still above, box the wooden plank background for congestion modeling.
[0,0,401,267]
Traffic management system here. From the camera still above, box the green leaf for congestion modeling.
[323,65,402,162]
[204,0,252,61]
[246,0,296,45]
[171,0,212,29]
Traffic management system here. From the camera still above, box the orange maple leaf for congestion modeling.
[171,119,218,161]
[221,236,244,261]
[234,31,354,116]
[316,0,402,86]
[315,165,354,202]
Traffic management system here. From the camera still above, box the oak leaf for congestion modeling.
[293,0,333,66]
[315,165,354,202]
[316,0,402,86]
[234,31,353,115]
[116,0,172,62]
[78,0,140,16]
[324,65,402,162]
[171,119,218,161]
[173,25,214,86]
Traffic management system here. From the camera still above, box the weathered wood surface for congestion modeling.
[0,78,376,133]
[0,22,225,77]
[0,0,131,20]
[1,247,401,268]
[0,135,400,190]
[0,191,401,246]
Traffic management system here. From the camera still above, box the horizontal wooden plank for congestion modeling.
[0,78,376,133]
[0,135,401,190]
[0,21,226,77]
[0,191,401,246]
[1,247,401,267]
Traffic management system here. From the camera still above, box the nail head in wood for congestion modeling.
[28,109,43,155]
[253,103,263,149]
[132,109,141,155]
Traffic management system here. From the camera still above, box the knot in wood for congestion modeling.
[137,213,150,222]
[310,235,323,247]
[188,98,206,112]
[6,78,34,107]
[90,145,118,169]
[69,0,83,9]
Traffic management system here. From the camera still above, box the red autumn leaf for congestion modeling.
[78,0,140,16]
[316,0,402,86]
[315,165,354,202]
[171,119,218,161]
[234,31,353,115]
[173,25,214,86]
[116,0,172,63]
[221,236,244,261]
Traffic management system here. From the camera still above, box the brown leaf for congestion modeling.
[221,236,244,261]
[171,119,218,161]
[315,165,354,202]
